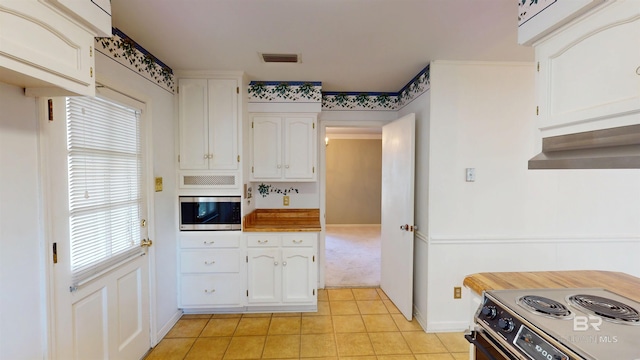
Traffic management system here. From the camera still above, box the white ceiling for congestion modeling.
[111,0,534,93]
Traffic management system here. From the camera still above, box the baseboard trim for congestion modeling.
[413,304,427,332]
[429,234,640,245]
[154,309,183,346]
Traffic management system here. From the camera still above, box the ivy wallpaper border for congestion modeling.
[96,28,175,94]
[518,0,557,26]
[248,81,322,103]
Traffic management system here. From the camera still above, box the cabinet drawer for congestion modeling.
[247,235,281,247]
[281,234,316,247]
[180,274,242,307]
[180,232,241,249]
[181,250,240,273]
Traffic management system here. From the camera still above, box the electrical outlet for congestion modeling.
[283,195,290,206]
[454,286,462,299]
[465,168,475,182]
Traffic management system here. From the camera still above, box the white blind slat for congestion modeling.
[66,96,143,288]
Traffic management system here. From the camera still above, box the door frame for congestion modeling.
[40,85,158,358]
[318,118,389,289]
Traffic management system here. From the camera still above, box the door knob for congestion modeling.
[140,239,153,247]
[400,224,409,231]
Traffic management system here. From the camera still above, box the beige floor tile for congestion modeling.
[304,300,331,316]
[272,312,301,317]
[451,352,470,360]
[435,332,469,353]
[317,289,329,301]
[262,334,301,359]
[414,354,455,360]
[402,332,448,354]
[223,336,265,359]
[201,318,241,337]
[383,299,401,314]
[184,337,231,360]
[361,314,399,332]
[269,316,301,335]
[235,317,271,336]
[328,288,355,301]
[352,288,381,300]
[181,313,212,320]
[165,319,208,338]
[213,313,243,318]
[377,288,390,300]
[145,338,195,360]
[368,332,412,355]
[302,315,333,334]
[377,356,417,360]
[332,315,366,333]
[339,357,377,360]
[357,300,389,314]
[335,332,375,356]
[391,314,424,331]
[300,333,337,357]
[242,312,272,318]
[329,300,360,315]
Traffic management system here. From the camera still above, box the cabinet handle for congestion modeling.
[293,239,303,244]
[204,260,216,265]
[258,239,269,244]
[203,240,215,245]
[283,261,287,266]
[204,289,216,293]
[274,261,278,266]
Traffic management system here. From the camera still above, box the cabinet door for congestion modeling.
[179,79,209,169]
[208,79,239,170]
[284,116,316,180]
[536,1,640,136]
[281,248,316,304]
[247,248,281,303]
[252,116,282,179]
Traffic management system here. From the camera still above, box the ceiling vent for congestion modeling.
[260,53,300,63]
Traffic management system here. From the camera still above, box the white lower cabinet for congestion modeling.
[247,233,317,309]
[179,232,244,309]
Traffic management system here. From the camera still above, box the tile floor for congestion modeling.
[145,288,470,360]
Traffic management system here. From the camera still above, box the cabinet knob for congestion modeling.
[274,261,278,266]
[285,165,289,169]
[277,164,281,169]
[636,66,640,75]
[204,289,216,293]
[203,154,208,159]
[283,261,287,266]
[204,260,216,265]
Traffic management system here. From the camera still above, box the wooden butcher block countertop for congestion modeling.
[243,209,321,232]
[464,270,640,303]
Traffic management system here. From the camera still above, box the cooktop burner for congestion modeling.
[517,294,573,319]
[568,294,640,325]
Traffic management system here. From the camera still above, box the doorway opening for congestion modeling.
[324,126,382,287]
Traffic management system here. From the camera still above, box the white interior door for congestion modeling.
[42,96,151,360]
[380,113,415,321]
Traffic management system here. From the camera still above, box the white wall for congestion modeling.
[95,53,180,340]
[425,61,640,331]
[0,82,46,359]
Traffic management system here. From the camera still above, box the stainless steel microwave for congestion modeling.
[179,196,241,231]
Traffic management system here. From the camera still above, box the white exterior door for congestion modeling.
[42,97,151,360]
[380,113,416,321]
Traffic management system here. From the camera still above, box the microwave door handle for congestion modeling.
[465,331,503,360]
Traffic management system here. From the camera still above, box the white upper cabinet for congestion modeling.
[45,0,112,37]
[251,113,317,182]
[535,0,640,137]
[0,0,102,96]
[179,77,240,171]
[517,0,605,45]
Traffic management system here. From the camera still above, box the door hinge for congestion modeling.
[177,86,179,94]
[48,99,54,122]
[251,166,254,173]
[313,122,315,129]
[237,87,239,94]
[237,155,240,163]
[537,62,540,72]
[251,122,254,129]
[178,155,180,162]
[246,255,248,262]
[89,46,93,57]
[536,106,539,115]
[52,242,58,264]
[312,167,315,174]
[246,290,249,297]
[313,289,316,296]
[312,255,315,262]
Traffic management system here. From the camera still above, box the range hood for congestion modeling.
[528,124,640,169]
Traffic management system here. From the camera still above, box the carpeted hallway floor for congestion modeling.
[325,224,381,287]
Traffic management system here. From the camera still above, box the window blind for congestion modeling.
[66,96,143,288]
